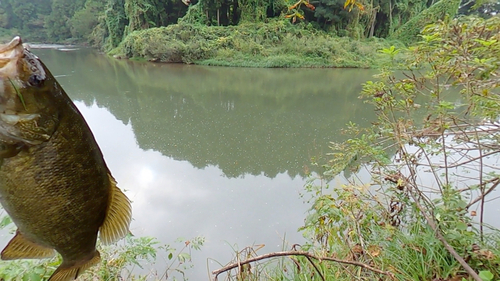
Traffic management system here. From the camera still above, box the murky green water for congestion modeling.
[5,47,379,279]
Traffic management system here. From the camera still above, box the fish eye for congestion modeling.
[28,74,44,87]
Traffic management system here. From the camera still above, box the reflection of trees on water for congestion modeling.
[36,48,376,178]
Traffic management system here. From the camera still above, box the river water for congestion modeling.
[2,47,378,279]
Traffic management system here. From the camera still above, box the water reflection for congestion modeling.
[38,48,376,178]
[24,48,376,279]
[75,102,315,279]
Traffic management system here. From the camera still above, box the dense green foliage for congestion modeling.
[116,20,404,67]
[45,0,87,41]
[1,0,497,66]
[0,0,52,41]
[389,0,461,42]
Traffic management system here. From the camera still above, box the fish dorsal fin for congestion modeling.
[1,230,55,260]
[48,251,101,281]
[99,174,132,245]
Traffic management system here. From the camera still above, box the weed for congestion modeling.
[0,213,204,281]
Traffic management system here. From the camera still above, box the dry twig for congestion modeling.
[211,250,395,281]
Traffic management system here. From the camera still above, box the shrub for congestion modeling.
[116,20,397,68]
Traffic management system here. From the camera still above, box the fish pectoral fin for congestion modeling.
[1,230,55,260]
[99,174,132,245]
[48,251,101,281]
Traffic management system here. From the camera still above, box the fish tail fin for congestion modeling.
[48,251,101,281]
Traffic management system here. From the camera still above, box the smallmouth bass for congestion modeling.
[0,37,132,281]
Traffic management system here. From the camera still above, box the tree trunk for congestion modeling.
[231,0,239,24]
[369,8,376,38]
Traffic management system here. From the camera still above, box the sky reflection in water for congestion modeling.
[77,101,311,279]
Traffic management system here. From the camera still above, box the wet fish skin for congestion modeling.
[0,37,132,281]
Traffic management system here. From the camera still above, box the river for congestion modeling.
[1,47,378,279]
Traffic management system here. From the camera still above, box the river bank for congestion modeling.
[111,21,405,68]
[2,22,403,69]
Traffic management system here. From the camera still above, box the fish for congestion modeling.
[0,37,132,281]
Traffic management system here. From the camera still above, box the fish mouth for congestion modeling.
[0,37,24,78]
[0,37,26,114]
[0,37,24,62]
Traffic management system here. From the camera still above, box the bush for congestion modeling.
[116,20,398,68]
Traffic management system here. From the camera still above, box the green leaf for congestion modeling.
[0,215,12,229]
[178,252,191,263]
[438,101,455,110]
[456,221,467,231]
[23,272,42,281]
[473,38,497,47]
[479,270,494,281]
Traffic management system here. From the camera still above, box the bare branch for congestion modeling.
[466,178,500,209]
[211,250,395,281]
[400,143,482,281]
[458,177,499,192]
[438,150,500,168]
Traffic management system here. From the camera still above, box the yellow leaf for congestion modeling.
[397,178,404,187]
[288,1,301,10]
[343,0,352,9]
[355,2,364,11]
[344,0,364,12]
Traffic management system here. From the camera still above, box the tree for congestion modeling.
[390,0,462,43]
[0,0,51,40]
[311,0,432,38]
[104,0,128,48]
[459,0,500,17]
[71,0,107,39]
[123,0,167,32]
[0,4,12,29]
[45,0,86,41]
